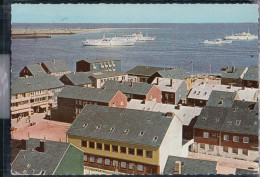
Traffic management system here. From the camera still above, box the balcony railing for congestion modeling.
[11,104,31,111]
[11,96,30,103]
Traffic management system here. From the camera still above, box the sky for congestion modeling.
[12,4,258,23]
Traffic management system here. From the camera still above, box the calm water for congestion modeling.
[11,23,258,78]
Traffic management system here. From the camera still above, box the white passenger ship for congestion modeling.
[224,29,258,40]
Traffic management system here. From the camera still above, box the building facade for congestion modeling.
[19,64,47,77]
[41,60,71,76]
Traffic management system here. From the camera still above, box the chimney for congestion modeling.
[174,161,181,174]
[166,112,174,117]
[130,81,133,87]
[177,104,182,110]
[52,59,56,63]
[39,140,45,153]
[232,66,235,73]
[21,139,27,150]
[37,63,41,66]
[170,79,173,87]
[157,77,160,85]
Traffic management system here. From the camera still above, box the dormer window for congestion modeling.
[82,124,88,128]
[153,136,158,141]
[124,129,129,134]
[235,120,241,126]
[216,118,219,122]
[139,131,145,136]
[109,127,115,132]
[202,117,207,120]
[96,125,101,130]
[218,100,223,105]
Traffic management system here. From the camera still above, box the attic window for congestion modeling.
[202,117,207,120]
[139,131,145,136]
[124,129,129,134]
[216,118,220,122]
[254,121,257,126]
[23,170,27,174]
[109,127,115,132]
[233,107,238,112]
[204,92,207,95]
[235,120,241,126]
[248,104,255,111]
[41,171,46,175]
[82,124,88,128]
[27,164,31,168]
[153,136,158,141]
[218,100,223,105]
[227,121,232,125]
[96,125,101,130]
[27,83,31,86]
[147,118,151,121]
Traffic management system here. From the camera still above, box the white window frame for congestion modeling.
[203,132,209,138]
[243,137,249,143]
[233,136,239,142]
[223,135,229,141]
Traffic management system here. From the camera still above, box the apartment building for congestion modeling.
[51,86,127,123]
[193,101,258,161]
[11,138,84,175]
[102,80,162,103]
[11,75,64,119]
[163,156,217,175]
[19,64,47,77]
[67,104,183,174]
[151,77,187,105]
[76,58,121,72]
[41,60,71,76]
[89,71,128,88]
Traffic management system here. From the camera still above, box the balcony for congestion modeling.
[11,96,30,103]
[11,104,31,112]
[31,92,54,99]
[31,100,52,107]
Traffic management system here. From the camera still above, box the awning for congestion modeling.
[40,105,49,109]
[11,108,32,115]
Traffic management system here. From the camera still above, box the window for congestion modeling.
[242,149,248,156]
[104,144,110,151]
[223,147,228,153]
[209,145,214,151]
[120,146,126,154]
[137,149,143,157]
[97,143,102,150]
[97,158,103,164]
[124,129,129,134]
[232,148,238,154]
[200,144,205,149]
[235,120,241,126]
[212,133,216,137]
[113,160,118,167]
[137,164,144,172]
[153,136,158,141]
[121,101,124,106]
[121,162,127,169]
[129,148,135,155]
[79,100,82,105]
[243,137,249,143]
[233,136,239,142]
[84,154,88,161]
[203,132,209,138]
[146,151,153,158]
[129,163,134,170]
[81,140,87,147]
[109,127,115,132]
[90,156,95,163]
[112,145,118,152]
[105,159,110,166]
[89,141,95,148]
[139,131,145,136]
[224,135,229,141]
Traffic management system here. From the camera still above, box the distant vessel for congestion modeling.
[224,28,258,40]
[125,32,156,41]
[82,34,136,46]
[199,39,232,45]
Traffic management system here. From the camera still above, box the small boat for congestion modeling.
[224,28,258,40]
[125,32,156,41]
[199,38,232,45]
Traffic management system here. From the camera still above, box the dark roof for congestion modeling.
[206,91,236,108]
[11,75,64,94]
[126,66,167,77]
[11,138,71,175]
[58,85,119,103]
[90,71,127,79]
[157,68,191,79]
[67,104,173,147]
[194,101,258,135]
[25,64,47,77]
[194,106,229,131]
[78,58,120,63]
[222,66,247,79]
[102,80,154,96]
[42,60,71,73]
[62,72,93,86]
[235,168,258,175]
[163,156,217,175]
[243,66,258,81]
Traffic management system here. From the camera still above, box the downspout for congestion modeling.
[218,131,221,156]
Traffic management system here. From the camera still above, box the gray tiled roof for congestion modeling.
[26,64,47,76]
[11,75,64,95]
[222,66,247,79]
[127,66,167,77]
[67,104,173,147]
[157,68,191,79]
[58,85,119,103]
[206,91,236,108]
[42,60,71,73]
[79,58,120,63]
[235,168,258,175]
[163,156,217,175]
[90,71,127,79]
[243,66,258,81]
[62,72,93,86]
[102,80,154,96]
[11,138,70,175]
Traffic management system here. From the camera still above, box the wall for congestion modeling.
[146,86,162,103]
[159,116,182,173]
[54,145,84,175]
[76,61,90,72]
[108,91,128,108]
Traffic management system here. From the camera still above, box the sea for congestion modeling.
[11,23,258,78]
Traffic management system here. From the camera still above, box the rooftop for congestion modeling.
[61,72,93,86]
[243,66,258,81]
[102,80,154,96]
[90,71,127,79]
[58,85,120,103]
[11,75,64,95]
[156,68,191,79]
[25,64,47,77]
[67,104,173,147]
[163,156,217,175]
[235,87,258,102]
[222,66,247,79]
[206,91,237,108]
[126,66,168,77]
[11,138,72,175]
[151,77,186,92]
[42,60,71,73]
